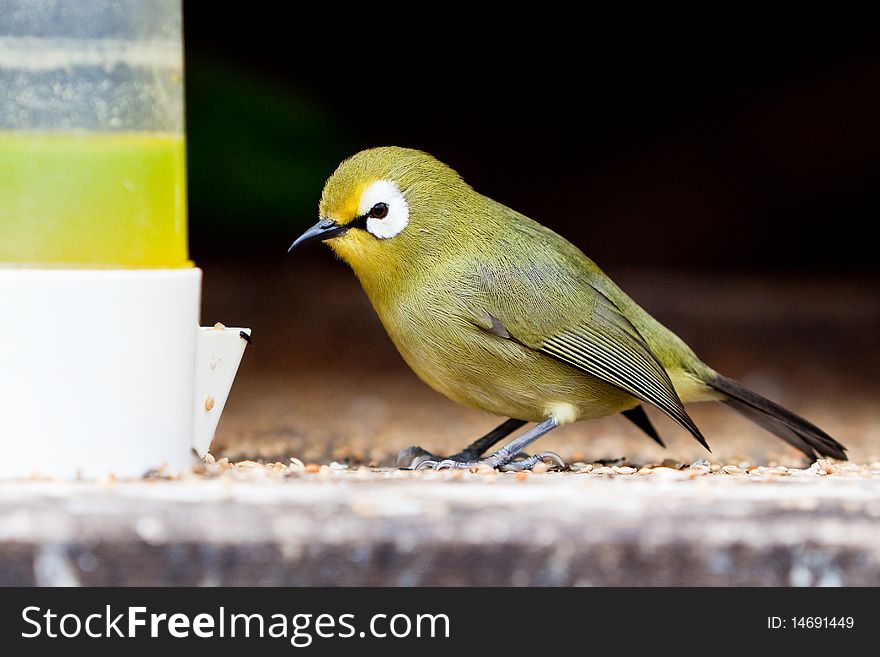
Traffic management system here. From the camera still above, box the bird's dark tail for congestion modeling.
[708,374,847,461]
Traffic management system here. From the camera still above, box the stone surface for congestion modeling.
[2,461,880,586]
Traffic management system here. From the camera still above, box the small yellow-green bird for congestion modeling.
[290,147,846,471]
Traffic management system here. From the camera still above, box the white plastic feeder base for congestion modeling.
[0,268,249,479]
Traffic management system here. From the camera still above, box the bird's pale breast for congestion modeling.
[375,290,638,423]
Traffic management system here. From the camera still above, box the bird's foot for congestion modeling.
[497,452,567,472]
[415,450,565,472]
[396,445,483,470]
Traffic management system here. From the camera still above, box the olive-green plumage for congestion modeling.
[295,146,846,462]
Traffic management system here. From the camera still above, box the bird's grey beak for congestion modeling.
[288,218,349,252]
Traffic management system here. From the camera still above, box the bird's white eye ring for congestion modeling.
[358,180,409,239]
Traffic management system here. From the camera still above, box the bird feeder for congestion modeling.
[0,0,248,478]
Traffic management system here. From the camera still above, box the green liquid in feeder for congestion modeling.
[0,131,189,268]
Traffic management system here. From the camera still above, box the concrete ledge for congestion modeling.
[2,466,880,586]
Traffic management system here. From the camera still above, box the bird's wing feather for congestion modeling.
[537,295,708,448]
[464,253,708,448]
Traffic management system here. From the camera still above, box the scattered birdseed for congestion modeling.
[812,459,838,476]
[174,454,880,484]
[531,461,550,474]
[651,467,685,479]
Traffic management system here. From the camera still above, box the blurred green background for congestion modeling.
[184,56,344,255]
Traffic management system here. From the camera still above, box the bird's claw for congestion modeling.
[415,458,478,470]
[414,458,469,470]
[499,451,566,471]
[437,458,473,470]
[414,450,566,472]
[398,445,482,470]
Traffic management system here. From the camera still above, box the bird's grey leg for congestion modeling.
[417,417,564,471]
[396,418,526,469]
[456,418,527,459]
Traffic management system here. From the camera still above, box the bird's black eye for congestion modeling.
[369,202,389,219]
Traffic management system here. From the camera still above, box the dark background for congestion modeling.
[183,9,879,272]
[177,9,879,465]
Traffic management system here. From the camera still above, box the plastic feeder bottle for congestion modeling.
[0,0,249,478]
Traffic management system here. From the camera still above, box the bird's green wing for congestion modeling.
[536,294,708,448]
[466,257,708,449]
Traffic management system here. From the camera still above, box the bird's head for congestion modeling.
[289,147,473,283]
